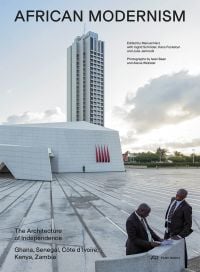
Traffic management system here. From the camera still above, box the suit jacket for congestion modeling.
[126,212,161,255]
[165,197,193,238]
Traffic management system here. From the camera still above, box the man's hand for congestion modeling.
[151,241,161,247]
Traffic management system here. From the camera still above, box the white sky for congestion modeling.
[0,0,200,154]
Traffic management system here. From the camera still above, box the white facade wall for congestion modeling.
[72,41,78,121]
[79,38,84,121]
[85,36,91,122]
[0,145,52,181]
[67,32,104,126]
[0,122,124,179]
[67,46,72,121]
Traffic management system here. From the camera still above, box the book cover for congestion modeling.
[0,1,199,271]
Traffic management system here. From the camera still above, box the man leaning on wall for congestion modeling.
[126,203,162,255]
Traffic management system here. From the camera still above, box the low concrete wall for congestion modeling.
[95,240,185,272]
[125,165,148,169]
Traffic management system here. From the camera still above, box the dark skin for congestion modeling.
[175,190,187,201]
[137,208,162,246]
[136,208,151,218]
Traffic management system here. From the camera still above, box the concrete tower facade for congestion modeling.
[67,31,104,126]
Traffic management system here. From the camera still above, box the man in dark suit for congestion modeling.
[164,188,193,268]
[126,203,162,255]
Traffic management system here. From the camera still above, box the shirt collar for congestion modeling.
[135,211,143,221]
[174,199,184,204]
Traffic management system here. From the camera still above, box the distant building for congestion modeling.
[0,122,124,181]
[122,151,129,162]
[67,31,104,126]
[122,151,137,162]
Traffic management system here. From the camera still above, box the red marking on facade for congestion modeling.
[95,146,99,162]
[101,146,105,162]
[96,145,110,163]
[107,145,110,162]
[98,145,102,162]
[104,145,107,162]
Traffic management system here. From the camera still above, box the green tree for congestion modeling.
[174,151,183,157]
[134,152,159,163]
[156,147,167,162]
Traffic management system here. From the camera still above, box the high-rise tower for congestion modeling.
[67,31,104,126]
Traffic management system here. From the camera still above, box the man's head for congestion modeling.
[136,203,151,218]
[176,189,188,201]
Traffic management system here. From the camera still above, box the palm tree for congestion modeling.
[156,147,167,162]
[174,151,183,157]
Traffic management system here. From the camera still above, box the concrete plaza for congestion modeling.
[0,168,199,272]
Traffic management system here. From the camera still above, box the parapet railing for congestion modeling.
[95,239,185,272]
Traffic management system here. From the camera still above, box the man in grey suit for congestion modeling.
[164,188,193,268]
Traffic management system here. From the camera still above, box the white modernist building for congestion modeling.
[67,31,104,126]
[0,122,124,181]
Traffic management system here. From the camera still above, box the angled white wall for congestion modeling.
[0,145,52,181]
[0,122,124,180]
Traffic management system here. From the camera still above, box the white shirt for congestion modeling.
[135,211,152,242]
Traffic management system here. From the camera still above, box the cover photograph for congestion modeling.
[0,0,200,271]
